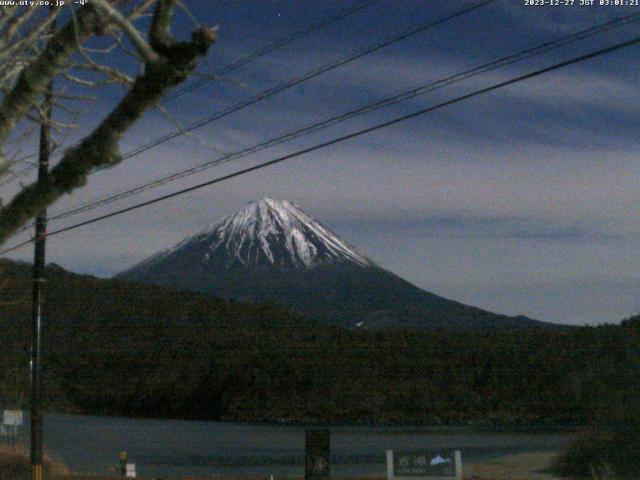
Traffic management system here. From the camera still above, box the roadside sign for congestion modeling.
[387,450,462,480]
[2,410,23,426]
[125,462,136,478]
[305,429,330,480]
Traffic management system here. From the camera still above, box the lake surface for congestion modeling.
[21,413,576,477]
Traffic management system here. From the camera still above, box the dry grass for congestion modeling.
[0,444,69,480]
[464,452,563,479]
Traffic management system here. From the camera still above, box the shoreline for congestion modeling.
[65,453,564,480]
[1,446,564,480]
[38,410,586,434]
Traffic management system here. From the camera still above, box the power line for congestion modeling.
[165,0,376,102]
[91,0,495,170]
[1,238,32,255]
[14,0,499,228]
[46,11,640,223]
[0,0,376,186]
[1,32,637,256]
[2,0,486,186]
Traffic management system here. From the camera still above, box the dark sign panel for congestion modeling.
[393,450,460,478]
[305,429,330,480]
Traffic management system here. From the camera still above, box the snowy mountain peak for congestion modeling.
[127,198,374,273]
[207,198,373,269]
[116,199,549,330]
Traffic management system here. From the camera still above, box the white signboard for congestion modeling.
[125,462,136,478]
[3,410,23,426]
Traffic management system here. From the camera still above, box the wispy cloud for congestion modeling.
[6,1,639,326]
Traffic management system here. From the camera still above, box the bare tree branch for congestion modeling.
[90,0,160,63]
[0,2,217,244]
[150,0,175,51]
[129,0,158,21]
[154,101,226,155]
[0,7,104,157]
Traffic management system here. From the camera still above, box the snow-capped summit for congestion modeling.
[204,198,372,269]
[120,198,373,276]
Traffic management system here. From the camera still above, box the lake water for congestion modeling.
[22,413,575,477]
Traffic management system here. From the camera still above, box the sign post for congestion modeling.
[119,451,128,476]
[118,451,136,478]
[305,429,330,480]
[387,450,462,480]
[2,410,23,447]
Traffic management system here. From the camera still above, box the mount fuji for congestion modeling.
[116,198,548,329]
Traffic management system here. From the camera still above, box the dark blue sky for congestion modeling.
[4,0,640,325]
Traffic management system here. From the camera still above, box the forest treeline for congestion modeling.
[0,259,638,425]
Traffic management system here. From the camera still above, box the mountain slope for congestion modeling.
[117,198,551,330]
[0,258,304,329]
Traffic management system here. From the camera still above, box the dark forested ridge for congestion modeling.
[0,259,637,426]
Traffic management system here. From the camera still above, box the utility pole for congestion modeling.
[30,64,54,480]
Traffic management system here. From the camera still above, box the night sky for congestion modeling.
[3,0,640,325]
